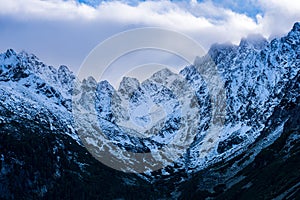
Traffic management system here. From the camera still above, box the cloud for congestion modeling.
[0,0,257,32]
[257,0,300,38]
[0,0,97,20]
[0,0,299,80]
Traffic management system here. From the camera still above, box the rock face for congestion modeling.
[0,23,299,199]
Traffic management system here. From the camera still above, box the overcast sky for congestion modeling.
[0,0,299,84]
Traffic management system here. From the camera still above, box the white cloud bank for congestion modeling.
[0,0,299,75]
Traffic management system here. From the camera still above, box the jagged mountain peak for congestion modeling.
[58,64,70,73]
[83,76,97,85]
[118,76,140,96]
[209,42,237,52]
[207,22,300,63]
[151,67,175,78]
[97,79,114,94]
[99,67,180,97]
[0,49,74,73]
[207,42,238,62]
[4,49,17,58]
[239,34,268,50]
[280,22,300,49]
[0,49,79,105]
[0,49,74,80]
[292,21,300,32]
[18,50,40,61]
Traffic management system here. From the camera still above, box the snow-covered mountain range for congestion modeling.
[0,22,299,199]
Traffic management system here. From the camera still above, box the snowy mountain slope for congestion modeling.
[0,49,80,143]
[0,22,299,199]
[72,22,299,178]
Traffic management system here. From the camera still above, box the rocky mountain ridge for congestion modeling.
[0,22,299,199]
